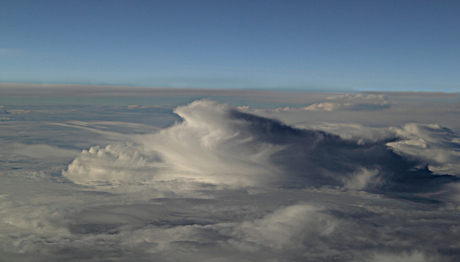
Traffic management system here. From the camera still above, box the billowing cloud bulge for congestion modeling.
[3,99,460,262]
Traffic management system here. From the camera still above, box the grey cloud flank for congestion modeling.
[231,107,459,198]
[2,100,460,261]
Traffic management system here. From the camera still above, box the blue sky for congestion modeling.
[1,0,459,92]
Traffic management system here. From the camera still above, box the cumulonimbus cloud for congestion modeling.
[3,99,460,261]
[63,100,459,200]
[63,100,283,191]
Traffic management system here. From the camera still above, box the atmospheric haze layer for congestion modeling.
[1,85,460,262]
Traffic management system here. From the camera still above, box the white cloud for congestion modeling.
[63,143,161,186]
[387,123,460,175]
[1,98,460,261]
[326,93,389,101]
[63,100,460,197]
[302,102,343,111]
[63,100,282,192]
[242,93,391,113]
[344,168,382,190]
[232,204,335,249]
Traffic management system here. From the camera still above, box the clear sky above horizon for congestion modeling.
[1,0,459,92]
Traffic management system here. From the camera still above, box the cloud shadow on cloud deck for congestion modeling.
[230,109,460,200]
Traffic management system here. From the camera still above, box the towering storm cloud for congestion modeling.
[2,99,460,262]
[64,100,459,198]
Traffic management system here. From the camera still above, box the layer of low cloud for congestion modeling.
[2,99,460,261]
